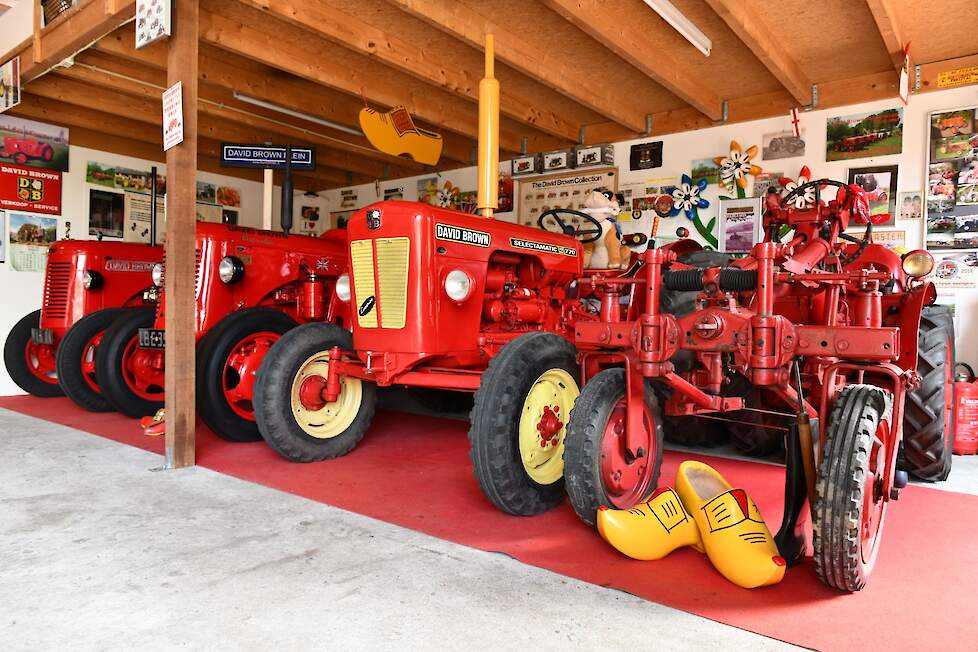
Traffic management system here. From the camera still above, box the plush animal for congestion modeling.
[582,189,631,269]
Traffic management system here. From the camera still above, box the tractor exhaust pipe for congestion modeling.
[477,34,499,219]
[150,166,158,247]
[281,144,293,235]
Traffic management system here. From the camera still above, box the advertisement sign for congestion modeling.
[0,114,69,171]
[135,0,172,49]
[517,168,617,228]
[0,57,20,113]
[162,81,184,151]
[220,144,316,170]
[0,164,62,215]
[930,252,978,289]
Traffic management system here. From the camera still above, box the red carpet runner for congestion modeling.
[3,395,975,650]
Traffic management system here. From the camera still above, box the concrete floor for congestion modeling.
[0,408,797,651]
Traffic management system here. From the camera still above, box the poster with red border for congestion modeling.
[0,164,62,215]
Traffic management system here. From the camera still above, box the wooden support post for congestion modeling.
[32,0,41,62]
[164,0,199,469]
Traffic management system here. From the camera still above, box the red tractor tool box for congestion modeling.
[94,221,348,442]
[3,239,162,410]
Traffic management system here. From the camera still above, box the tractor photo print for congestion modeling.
[0,115,70,172]
[826,108,903,161]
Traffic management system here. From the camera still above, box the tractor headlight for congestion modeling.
[218,256,245,284]
[82,270,103,290]
[902,250,935,278]
[335,274,351,302]
[444,269,474,302]
[151,263,164,287]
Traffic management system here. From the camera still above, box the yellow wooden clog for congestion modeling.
[597,488,703,561]
[358,106,443,166]
[676,461,786,589]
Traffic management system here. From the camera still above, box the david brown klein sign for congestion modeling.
[220,144,316,170]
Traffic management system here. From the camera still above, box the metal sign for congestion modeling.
[220,144,316,170]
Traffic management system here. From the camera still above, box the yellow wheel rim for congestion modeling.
[290,351,363,439]
[518,368,580,485]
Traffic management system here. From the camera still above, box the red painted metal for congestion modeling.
[953,363,978,455]
[221,331,281,420]
[23,339,58,385]
[120,335,165,401]
[80,332,104,393]
[600,397,656,508]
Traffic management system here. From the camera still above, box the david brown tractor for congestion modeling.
[559,179,951,592]
[94,221,349,442]
[3,239,162,410]
[0,135,55,165]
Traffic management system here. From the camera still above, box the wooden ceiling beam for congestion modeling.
[236,0,579,143]
[542,0,723,121]
[386,0,647,133]
[865,0,906,71]
[198,9,526,153]
[704,0,812,106]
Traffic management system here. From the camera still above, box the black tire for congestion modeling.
[813,384,891,592]
[564,368,664,527]
[3,309,63,397]
[254,322,376,462]
[56,308,128,412]
[96,307,164,418]
[903,305,954,481]
[197,308,298,443]
[469,332,579,516]
[725,375,785,458]
[659,249,733,448]
[409,388,475,415]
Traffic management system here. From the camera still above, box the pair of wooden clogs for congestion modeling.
[598,460,786,589]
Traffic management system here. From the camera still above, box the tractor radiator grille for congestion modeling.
[42,262,72,320]
[349,237,410,329]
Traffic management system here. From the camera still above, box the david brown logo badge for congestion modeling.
[358,295,376,317]
[366,209,382,230]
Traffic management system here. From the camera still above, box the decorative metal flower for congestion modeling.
[779,165,815,209]
[714,140,762,191]
[669,174,710,219]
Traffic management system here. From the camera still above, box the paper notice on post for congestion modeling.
[162,82,183,151]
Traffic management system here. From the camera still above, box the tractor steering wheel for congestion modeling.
[780,178,851,212]
[538,208,604,244]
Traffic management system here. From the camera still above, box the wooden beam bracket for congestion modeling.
[578,126,586,146]
[644,114,653,137]
[803,84,819,111]
[713,100,729,126]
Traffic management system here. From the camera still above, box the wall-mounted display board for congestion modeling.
[925,106,978,250]
[516,168,617,230]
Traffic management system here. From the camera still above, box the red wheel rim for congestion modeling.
[860,417,889,564]
[24,340,58,384]
[599,399,656,508]
[221,331,282,420]
[121,336,165,400]
[80,332,105,394]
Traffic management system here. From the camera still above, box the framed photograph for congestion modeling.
[926,106,978,250]
[897,191,923,220]
[629,141,662,171]
[0,114,69,171]
[847,165,898,226]
[718,197,763,253]
[762,130,805,160]
[826,108,903,161]
[89,189,125,239]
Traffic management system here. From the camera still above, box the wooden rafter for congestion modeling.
[237,0,580,143]
[541,0,724,121]
[865,0,906,72]
[704,0,812,106]
[386,0,648,133]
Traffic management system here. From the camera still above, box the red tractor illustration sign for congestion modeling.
[1,135,55,165]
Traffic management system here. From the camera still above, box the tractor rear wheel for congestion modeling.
[564,368,664,527]
[3,309,62,397]
[96,308,165,418]
[254,323,376,462]
[469,332,579,516]
[56,308,127,412]
[196,308,298,442]
[725,376,786,458]
[813,384,892,592]
[903,305,954,481]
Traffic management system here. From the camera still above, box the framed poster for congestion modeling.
[847,165,898,226]
[516,168,617,229]
[0,114,69,171]
[761,129,805,160]
[8,212,56,272]
[89,189,125,239]
[925,106,978,250]
[718,197,763,253]
[826,108,903,161]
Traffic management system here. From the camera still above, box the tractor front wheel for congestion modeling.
[95,308,165,417]
[254,323,376,462]
[3,309,62,397]
[564,368,664,527]
[469,332,579,516]
[196,308,298,442]
[56,308,127,412]
[813,384,892,592]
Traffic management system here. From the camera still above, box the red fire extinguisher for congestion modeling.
[953,363,978,455]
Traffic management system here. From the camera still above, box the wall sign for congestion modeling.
[512,154,541,176]
[0,57,20,113]
[135,0,172,49]
[220,144,316,170]
[517,168,617,229]
[629,141,663,171]
[162,81,184,151]
[0,164,62,215]
[718,197,763,253]
[937,66,978,90]
[542,149,574,172]
[575,144,614,168]
[0,114,69,171]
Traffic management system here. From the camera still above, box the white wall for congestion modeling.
[0,0,33,48]
[317,85,978,364]
[0,144,269,395]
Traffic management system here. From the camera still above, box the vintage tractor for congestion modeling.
[560,179,950,592]
[3,240,162,409]
[1,135,55,165]
[94,221,348,442]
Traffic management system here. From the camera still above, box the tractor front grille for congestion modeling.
[350,237,410,329]
[42,262,72,320]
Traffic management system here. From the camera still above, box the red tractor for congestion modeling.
[94,221,349,442]
[1,135,55,165]
[559,179,951,592]
[3,240,162,410]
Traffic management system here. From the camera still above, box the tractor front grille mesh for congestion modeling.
[349,237,410,329]
[42,262,72,320]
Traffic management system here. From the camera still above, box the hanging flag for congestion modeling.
[789,108,801,138]
[899,43,912,105]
